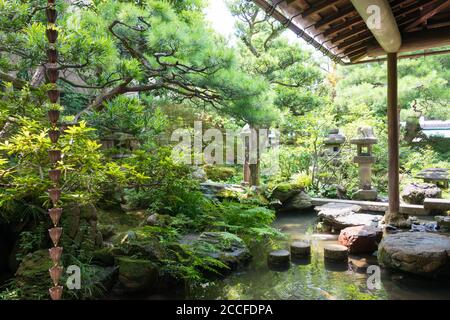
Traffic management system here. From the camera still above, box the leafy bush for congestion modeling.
[123,147,206,218]
[212,201,282,242]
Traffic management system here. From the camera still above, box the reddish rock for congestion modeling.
[338,225,382,254]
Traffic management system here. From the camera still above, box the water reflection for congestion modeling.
[190,211,450,300]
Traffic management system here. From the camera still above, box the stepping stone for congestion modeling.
[338,225,382,254]
[290,241,311,259]
[378,232,450,276]
[324,244,348,262]
[268,250,290,269]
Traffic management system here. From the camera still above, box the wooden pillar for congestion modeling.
[387,52,400,217]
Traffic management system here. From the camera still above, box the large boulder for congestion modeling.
[378,232,450,277]
[338,225,383,254]
[116,257,159,293]
[200,182,246,200]
[191,167,208,182]
[112,228,167,263]
[270,183,312,211]
[316,203,382,232]
[281,192,313,211]
[270,183,299,203]
[401,183,442,205]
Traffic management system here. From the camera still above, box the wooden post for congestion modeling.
[386,52,402,224]
[243,135,250,185]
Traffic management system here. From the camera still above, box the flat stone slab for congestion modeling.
[317,202,382,231]
[424,198,450,211]
[378,232,450,276]
[312,198,429,216]
[314,202,361,214]
[324,244,348,262]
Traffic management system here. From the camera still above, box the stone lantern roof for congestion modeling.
[324,129,346,145]
[350,127,378,145]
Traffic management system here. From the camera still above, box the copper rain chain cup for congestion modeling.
[47,68,59,83]
[48,150,62,163]
[49,207,62,226]
[47,89,60,103]
[49,247,63,265]
[49,227,63,247]
[49,169,61,183]
[49,266,63,286]
[47,49,58,63]
[46,29,58,43]
[46,8,57,24]
[49,129,60,143]
[49,286,63,301]
[47,110,60,125]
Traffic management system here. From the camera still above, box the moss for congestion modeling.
[14,250,52,300]
[97,209,144,232]
[111,227,167,262]
[116,257,159,292]
[204,165,236,182]
[275,182,293,193]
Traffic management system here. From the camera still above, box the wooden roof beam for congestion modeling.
[323,15,364,38]
[337,31,374,52]
[404,0,450,31]
[351,0,402,53]
[395,0,442,21]
[368,25,450,56]
[342,43,370,57]
[330,24,368,44]
[314,4,356,29]
[301,0,343,18]
[324,0,419,39]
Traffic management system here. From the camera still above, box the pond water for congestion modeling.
[190,211,450,300]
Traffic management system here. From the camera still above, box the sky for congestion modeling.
[204,0,236,41]
[204,0,328,64]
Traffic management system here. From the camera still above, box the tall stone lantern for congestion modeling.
[351,127,378,201]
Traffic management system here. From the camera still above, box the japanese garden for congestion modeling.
[0,0,449,302]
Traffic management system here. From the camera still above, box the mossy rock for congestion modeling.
[145,214,172,227]
[111,228,167,262]
[92,247,115,267]
[270,183,301,203]
[204,165,236,181]
[14,250,53,300]
[116,257,159,293]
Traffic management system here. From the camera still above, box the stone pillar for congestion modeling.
[351,127,378,201]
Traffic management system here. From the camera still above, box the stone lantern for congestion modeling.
[323,129,346,156]
[351,127,378,201]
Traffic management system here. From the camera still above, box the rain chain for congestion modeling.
[45,0,64,301]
